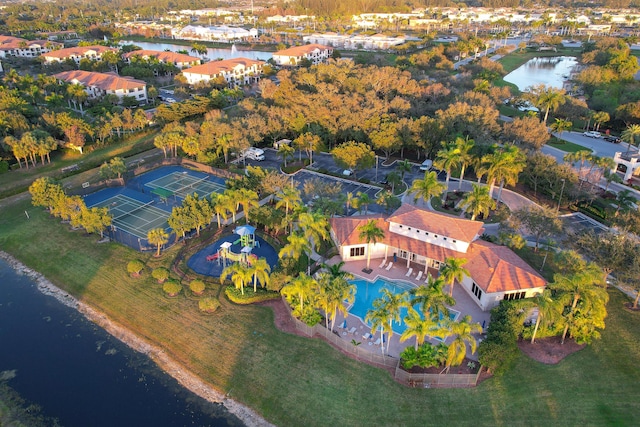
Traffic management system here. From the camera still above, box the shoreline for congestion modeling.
[0,250,274,427]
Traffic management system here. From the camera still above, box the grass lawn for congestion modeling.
[1,197,639,426]
[546,138,593,153]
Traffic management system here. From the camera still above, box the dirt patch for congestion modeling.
[257,299,306,337]
[518,336,585,364]
[624,302,640,312]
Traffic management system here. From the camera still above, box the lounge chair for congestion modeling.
[374,338,382,346]
[405,267,413,277]
[378,259,387,269]
[385,262,393,271]
[363,332,372,340]
[415,271,423,281]
[348,327,357,334]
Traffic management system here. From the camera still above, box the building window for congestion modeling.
[408,227,411,230]
[472,283,483,300]
[416,230,420,233]
[443,237,447,241]
[453,240,457,243]
[350,246,365,257]
[399,225,403,228]
[503,292,526,301]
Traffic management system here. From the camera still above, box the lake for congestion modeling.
[504,56,578,91]
[120,40,273,61]
[0,257,243,427]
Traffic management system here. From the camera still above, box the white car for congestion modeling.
[419,159,433,171]
[342,169,353,176]
[583,131,602,138]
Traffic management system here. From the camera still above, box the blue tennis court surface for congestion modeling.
[84,166,227,251]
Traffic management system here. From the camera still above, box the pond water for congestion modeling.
[0,258,243,427]
[504,56,578,91]
[120,40,273,61]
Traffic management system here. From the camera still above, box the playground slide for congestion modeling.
[206,253,219,261]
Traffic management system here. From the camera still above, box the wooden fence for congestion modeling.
[283,296,482,387]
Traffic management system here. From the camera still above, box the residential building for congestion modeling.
[172,25,258,42]
[302,33,405,50]
[123,50,201,69]
[329,204,546,311]
[0,36,62,58]
[180,57,264,86]
[54,70,147,103]
[43,45,118,65]
[272,44,333,66]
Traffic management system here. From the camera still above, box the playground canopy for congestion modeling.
[234,225,256,236]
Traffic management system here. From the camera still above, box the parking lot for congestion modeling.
[561,212,609,235]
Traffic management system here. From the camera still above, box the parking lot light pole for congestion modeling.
[375,155,379,181]
[557,178,566,212]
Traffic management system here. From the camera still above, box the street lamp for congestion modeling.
[557,178,566,212]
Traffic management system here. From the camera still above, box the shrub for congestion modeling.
[189,279,206,295]
[225,286,280,304]
[478,301,524,375]
[126,259,145,277]
[151,267,170,283]
[0,160,9,174]
[400,342,448,370]
[162,279,182,297]
[198,297,220,313]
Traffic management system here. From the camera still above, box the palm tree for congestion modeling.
[316,273,356,331]
[518,290,561,344]
[210,193,229,228]
[440,257,469,297]
[460,183,496,220]
[279,232,312,271]
[321,260,354,280]
[622,124,640,156]
[478,145,525,202]
[248,257,271,293]
[410,275,456,320]
[434,142,461,200]
[550,118,572,138]
[529,84,566,124]
[454,137,475,190]
[278,143,295,167]
[550,265,608,344]
[147,228,169,256]
[275,186,301,224]
[344,191,356,215]
[443,315,482,373]
[221,189,238,222]
[400,307,439,350]
[365,303,388,356]
[386,171,402,193]
[358,219,385,270]
[281,273,316,314]
[221,262,253,296]
[297,211,329,273]
[409,171,446,206]
[592,111,610,131]
[379,288,407,353]
[236,188,259,223]
[355,192,371,214]
[67,83,87,114]
[396,159,412,183]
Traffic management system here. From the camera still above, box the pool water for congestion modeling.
[349,277,460,337]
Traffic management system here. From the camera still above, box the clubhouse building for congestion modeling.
[329,204,547,311]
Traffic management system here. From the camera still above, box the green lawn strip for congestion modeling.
[1,197,639,426]
[546,139,593,153]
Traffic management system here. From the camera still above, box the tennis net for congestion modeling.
[172,176,211,197]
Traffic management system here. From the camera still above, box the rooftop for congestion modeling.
[181,57,264,76]
[54,70,146,91]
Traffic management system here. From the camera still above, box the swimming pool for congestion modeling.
[349,277,460,337]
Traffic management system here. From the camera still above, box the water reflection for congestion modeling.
[504,56,578,91]
[120,40,272,61]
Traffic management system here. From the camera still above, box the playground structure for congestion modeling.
[206,225,259,267]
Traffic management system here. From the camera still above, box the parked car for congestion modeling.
[583,131,602,138]
[342,169,353,176]
[604,135,622,143]
[419,159,433,171]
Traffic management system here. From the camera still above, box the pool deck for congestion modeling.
[324,256,490,360]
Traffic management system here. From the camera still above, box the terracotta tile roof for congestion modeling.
[274,44,332,57]
[54,70,146,91]
[181,57,264,76]
[330,215,387,246]
[329,215,460,261]
[465,240,547,293]
[43,45,117,59]
[123,49,201,63]
[0,36,61,50]
[386,204,484,243]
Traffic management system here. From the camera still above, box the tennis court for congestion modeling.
[145,172,225,200]
[92,193,170,240]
